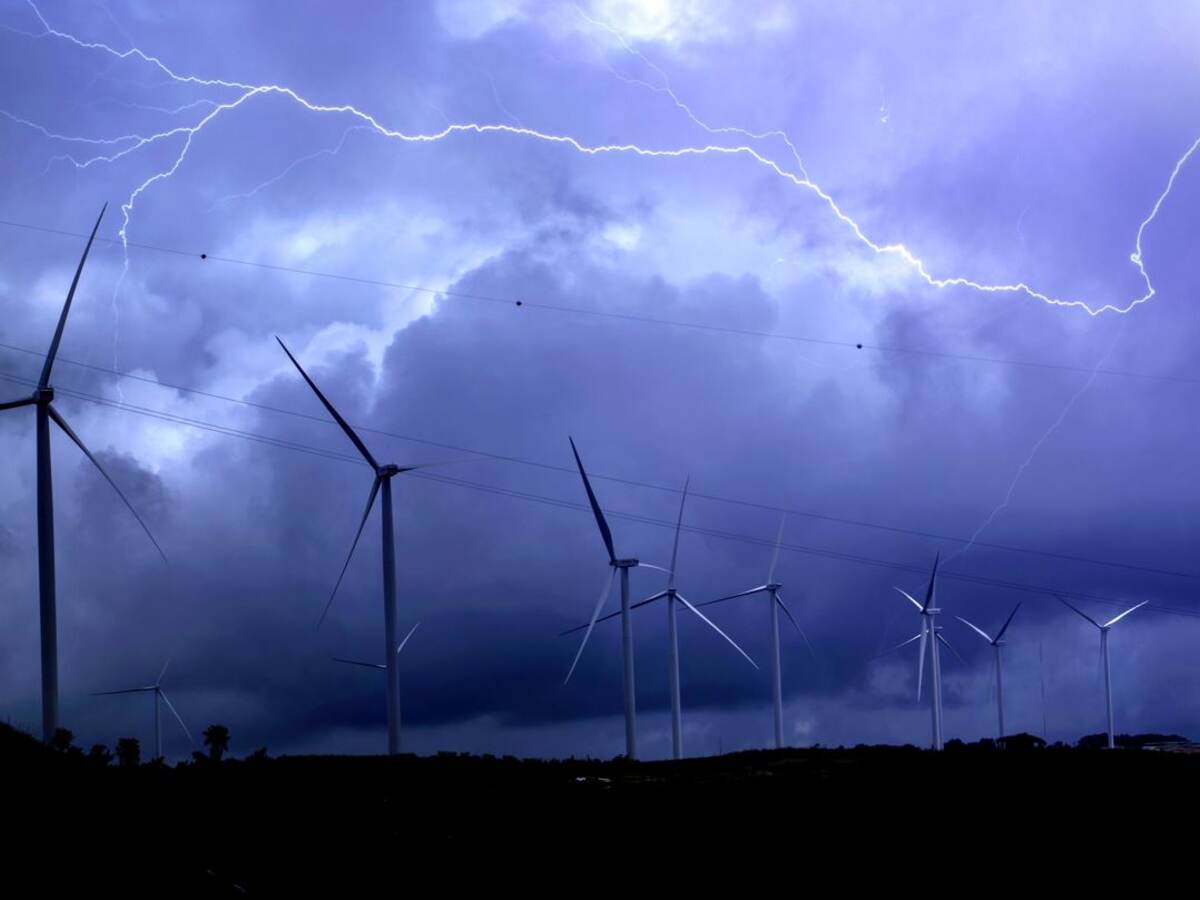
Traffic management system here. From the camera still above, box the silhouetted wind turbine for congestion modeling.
[277,336,421,756]
[92,660,194,760]
[562,437,668,761]
[333,622,421,671]
[883,554,952,750]
[0,205,166,743]
[567,478,757,759]
[956,603,1021,740]
[699,514,814,749]
[1057,596,1147,749]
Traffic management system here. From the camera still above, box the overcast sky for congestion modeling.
[1,0,1198,759]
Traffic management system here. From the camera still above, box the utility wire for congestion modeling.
[0,341,1195,582]
[2,368,1198,621]
[2,216,1199,386]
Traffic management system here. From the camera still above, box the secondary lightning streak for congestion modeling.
[7,0,1199,320]
[947,323,1127,567]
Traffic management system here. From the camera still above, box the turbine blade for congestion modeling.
[1102,600,1148,629]
[922,553,940,611]
[775,593,817,660]
[0,396,35,411]
[39,204,106,389]
[156,658,172,687]
[91,686,155,696]
[1055,594,1101,629]
[333,657,386,670]
[567,437,616,564]
[697,585,770,607]
[766,513,786,584]
[894,587,923,612]
[994,602,1022,642]
[667,476,689,590]
[635,563,671,574]
[564,567,617,683]
[559,589,667,635]
[397,621,421,655]
[276,337,378,469]
[917,622,928,702]
[954,616,993,645]
[676,593,758,669]
[48,405,167,563]
[158,690,196,748]
[316,475,381,629]
[870,631,924,659]
[937,632,966,666]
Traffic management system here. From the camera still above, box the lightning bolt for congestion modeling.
[2,0,1196,350]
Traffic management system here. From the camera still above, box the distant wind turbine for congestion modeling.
[0,205,166,743]
[333,622,421,671]
[277,336,423,756]
[562,437,668,761]
[956,603,1021,741]
[880,554,953,750]
[1057,596,1147,749]
[92,660,194,760]
[565,478,757,759]
[699,514,814,750]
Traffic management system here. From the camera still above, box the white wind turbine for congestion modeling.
[92,660,194,760]
[698,514,814,750]
[277,337,427,756]
[955,603,1021,741]
[0,204,166,742]
[562,437,668,761]
[1057,595,1147,749]
[880,554,956,750]
[334,622,421,672]
[566,478,758,759]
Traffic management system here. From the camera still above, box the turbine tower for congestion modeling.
[1057,596,1147,749]
[699,514,814,750]
[956,603,1021,741]
[0,205,166,742]
[566,478,757,759]
[886,554,953,750]
[277,337,421,756]
[563,437,666,761]
[92,660,194,760]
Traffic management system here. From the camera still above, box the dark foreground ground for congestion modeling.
[4,723,1197,895]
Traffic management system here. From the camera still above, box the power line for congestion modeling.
[1,339,1195,582]
[2,367,1198,621]
[3,215,1199,386]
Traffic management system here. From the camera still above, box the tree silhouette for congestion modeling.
[49,727,75,753]
[87,744,113,767]
[203,724,230,762]
[116,737,141,768]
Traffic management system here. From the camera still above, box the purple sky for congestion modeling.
[1,0,1199,759]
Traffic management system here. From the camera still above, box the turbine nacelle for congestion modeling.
[611,558,639,568]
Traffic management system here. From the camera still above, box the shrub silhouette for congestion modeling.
[203,724,230,762]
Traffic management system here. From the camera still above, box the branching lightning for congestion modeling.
[1,0,1197,335]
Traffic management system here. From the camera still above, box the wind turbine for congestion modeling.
[566,478,757,759]
[699,514,814,750]
[92,660,194,760]
[0,205,166,742]
[884,554,953,750]
[277,336,421,756]
[562,437,669,761]
[1057,595,1147,749]
[333,622,421,671]
[956,603,1021,741]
